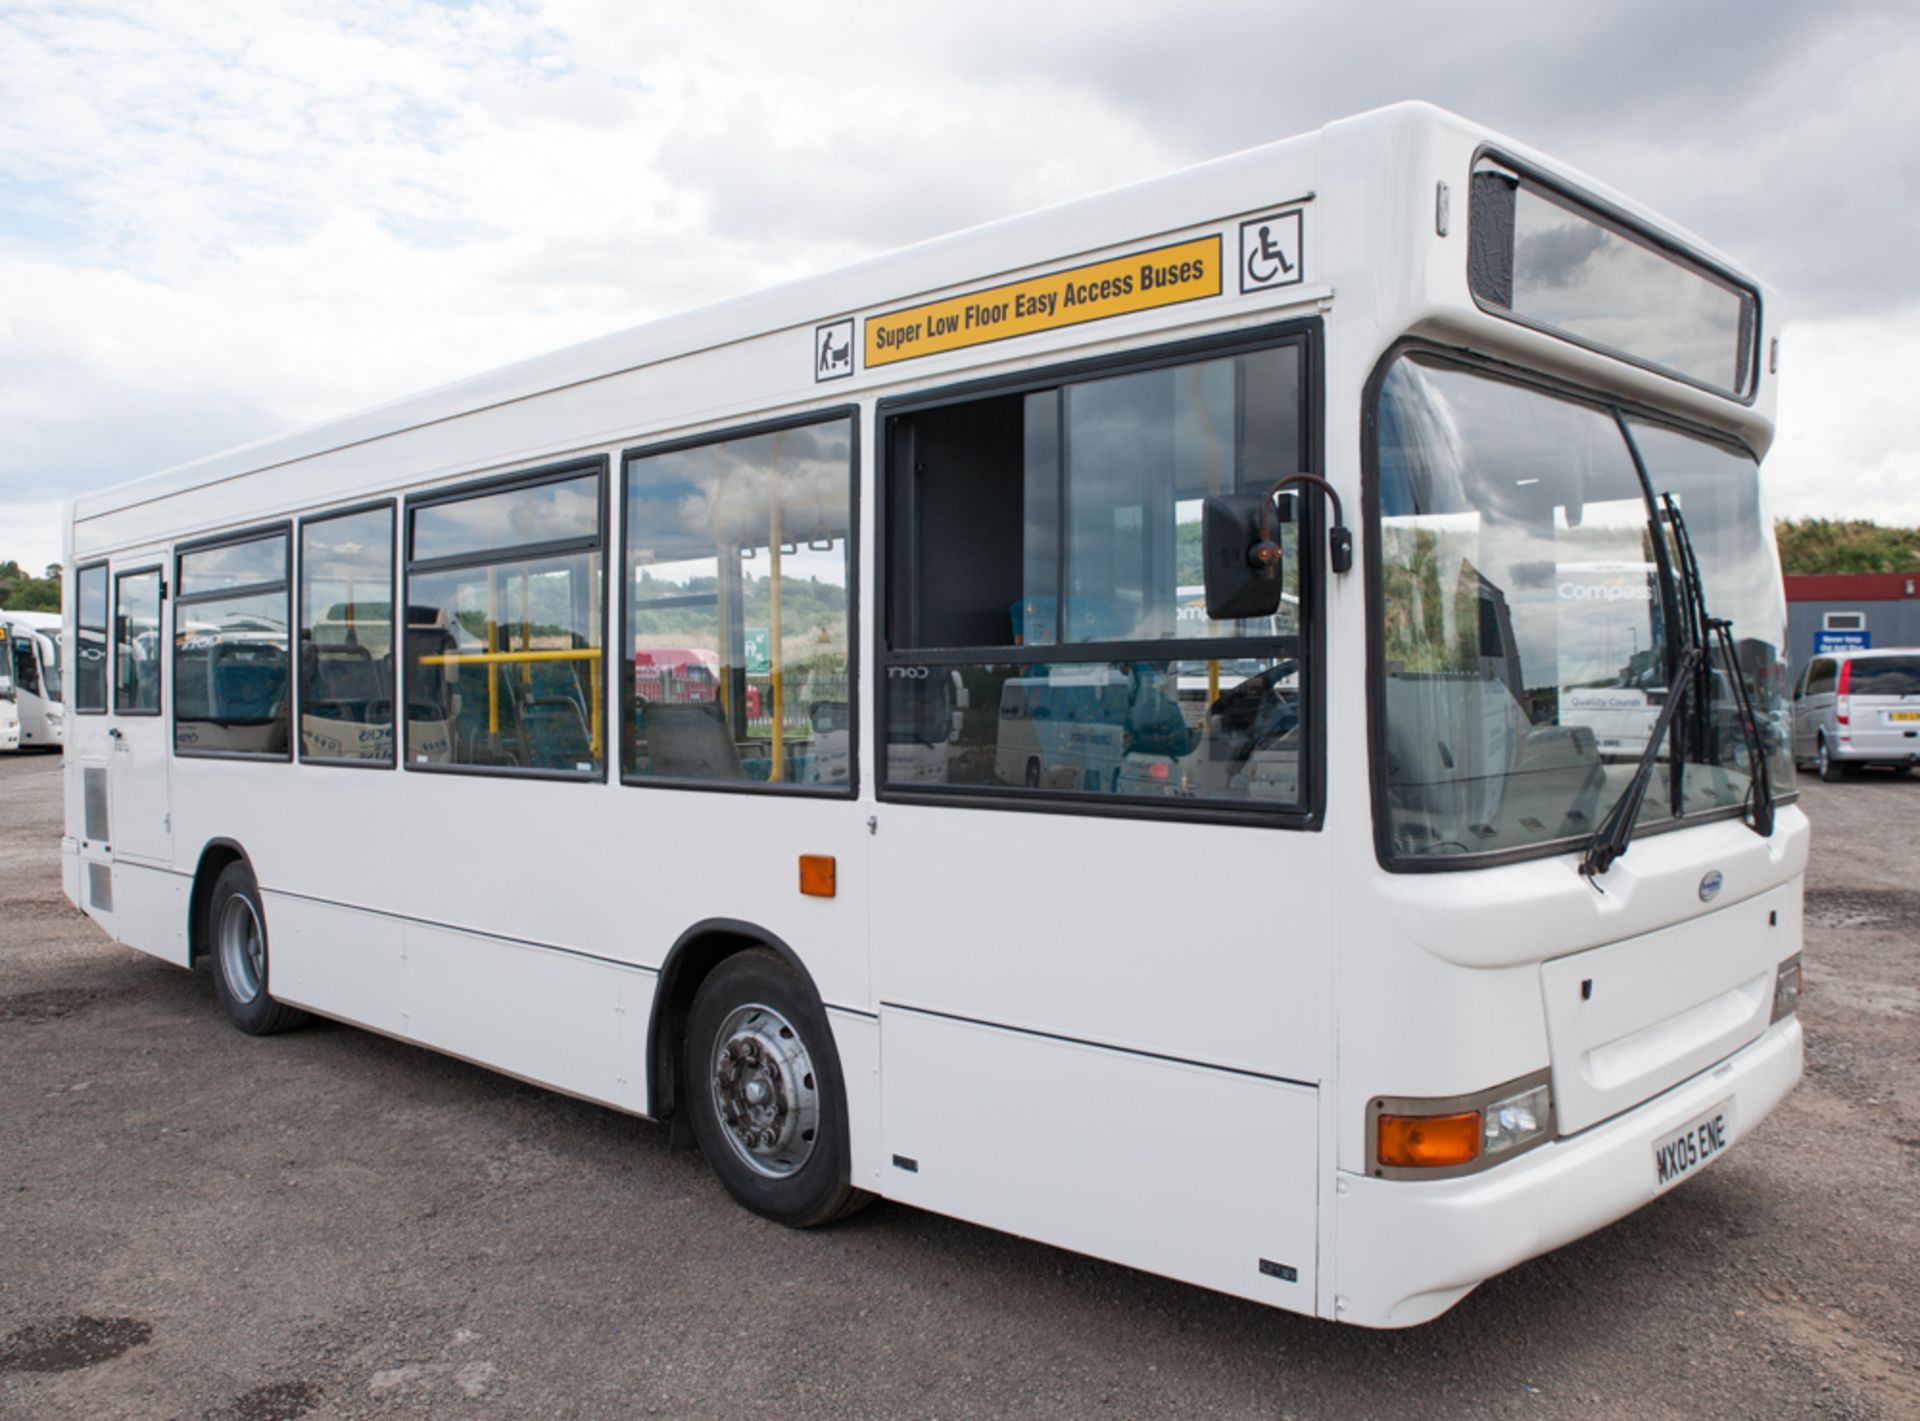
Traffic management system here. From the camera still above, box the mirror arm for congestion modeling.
[1263,473,1353,575]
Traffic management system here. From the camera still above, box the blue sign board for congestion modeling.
[1815,629,1871,653]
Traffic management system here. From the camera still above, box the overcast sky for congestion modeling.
[4,0,1917,574]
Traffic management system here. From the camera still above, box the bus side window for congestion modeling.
[404,468,606,778]
[882,339,1309,809]
[622,414,854,792]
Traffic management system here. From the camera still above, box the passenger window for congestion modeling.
[622,415,853,791]
[883,340,1309,810]
[405,465,605,777]
[301,506,395,764]
[174,531,292,757]
[75,564,108,713]
[114,569,163,714]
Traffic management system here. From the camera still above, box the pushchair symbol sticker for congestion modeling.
[815,319,855,382]
[1239,210,1303,293]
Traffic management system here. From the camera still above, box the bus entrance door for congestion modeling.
[108,556,172,868]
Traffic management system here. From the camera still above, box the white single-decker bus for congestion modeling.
[61,104,1803,1327]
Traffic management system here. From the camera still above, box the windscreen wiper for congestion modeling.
[1580,643,1703,879]
[1661,494,1775,839]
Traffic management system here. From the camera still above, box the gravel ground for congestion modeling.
[1,748,1916,1420]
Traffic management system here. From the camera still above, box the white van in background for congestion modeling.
[1792,647,1920,780]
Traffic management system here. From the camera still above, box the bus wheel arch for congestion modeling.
[187,839,251,970]
[647,919,822,1123]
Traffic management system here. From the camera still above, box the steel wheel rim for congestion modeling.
[218,895,266,1004]
[709,1002,820,1179]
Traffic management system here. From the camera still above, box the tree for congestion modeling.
[0,559,61,613]
[1774,519,1920,575]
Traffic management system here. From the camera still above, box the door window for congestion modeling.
[75,565,108,713]
[114,569,163,714]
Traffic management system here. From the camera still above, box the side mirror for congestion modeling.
[1201,493,1285,620]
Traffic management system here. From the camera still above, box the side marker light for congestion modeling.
[799,854,837,898]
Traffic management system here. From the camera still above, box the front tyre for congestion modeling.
[685,950,870,1228]
[208,861,307,1036]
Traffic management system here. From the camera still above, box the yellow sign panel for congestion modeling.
[865,236,1222,368]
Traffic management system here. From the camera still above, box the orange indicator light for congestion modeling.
[799,854,837,898]
[1377,1110,1482,1169]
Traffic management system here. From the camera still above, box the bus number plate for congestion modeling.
[1653,1100,1732,1193]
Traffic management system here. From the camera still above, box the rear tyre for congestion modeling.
[1817,737,1845,784]
[685,949,870,1228]
[208,861,307,1035]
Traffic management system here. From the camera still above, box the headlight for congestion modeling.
[1482,1082,1552,1158]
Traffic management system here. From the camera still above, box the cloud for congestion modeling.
[0,0,1916,577]
[1769,317,1920,526]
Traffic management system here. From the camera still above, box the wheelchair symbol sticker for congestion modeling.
[1239,210,1303,293]
[815,319,855,382]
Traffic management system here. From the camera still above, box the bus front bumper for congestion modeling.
[1330,1015,1802,1328]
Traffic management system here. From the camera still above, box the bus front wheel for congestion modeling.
[208,860,308,1036]
[685,949,870,1229]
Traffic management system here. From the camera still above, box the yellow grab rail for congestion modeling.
[420,650,600,664]
[419,648,603,757]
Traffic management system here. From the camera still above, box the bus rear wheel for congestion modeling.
[208,861,308,1036]
[685,949,869,1228]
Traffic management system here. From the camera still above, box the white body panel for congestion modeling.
[881,1006,1320,1306]
[58,102,1799,1326]
[108,860,188,963]
[1540,882,1797,1133]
